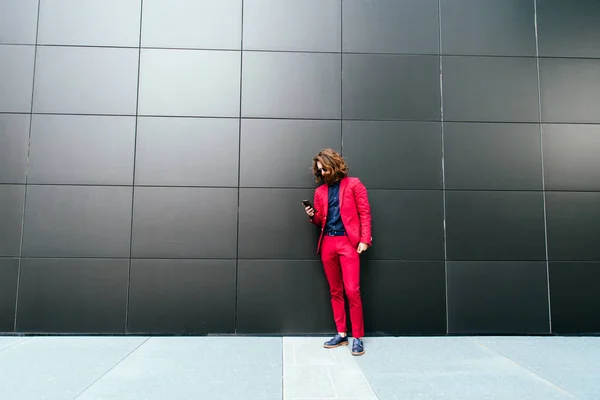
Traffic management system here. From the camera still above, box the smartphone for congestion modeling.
[301,199,313,208]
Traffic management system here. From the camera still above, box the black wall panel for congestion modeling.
[342,121,442,190]
[440,0,536,56]
[445,191,546,261]
[141,0,241,50]
[238,188,321,260]
[342,54,440,121]
[32,46,139,115]
[131,187,238,259]
[361,261,446,334]
[242,52,341,119]
[28,115,136,185]
[366,190,445,260]
[138,49,241,117]
[128,259,236,334]
[0,0,38,45]
[342,0,439,55]
[236,260,333,334]
[0,45,35,113]
[442,56,539,122]
[447,261,550,334]
[0,185,26,257]
[444,123,542,190]
[240,119,341,188]
[16,258,129,333]
[37,0,141,47]
[0,259,18,332]
[244,0,340,52]
[1,0,599,335]
[0,114,30,184]
[135,117,240,187]
[22,185,133,258]
[543,124,600,191]
[539,58,600,124]
[545,192,600,262]
[549,262,600,334]
[536,0,600,58]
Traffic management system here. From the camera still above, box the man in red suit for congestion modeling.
[304,148,372,356]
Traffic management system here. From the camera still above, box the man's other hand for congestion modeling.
[357,242,369,253]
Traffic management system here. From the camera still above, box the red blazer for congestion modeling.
[310,177,372,254]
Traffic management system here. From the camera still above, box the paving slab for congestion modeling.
[283,337,377,400]
[474,336,600,400]
[354,337,577,400]
[77,337,282,400]
[0,336,30,352]
[0,336,147,400]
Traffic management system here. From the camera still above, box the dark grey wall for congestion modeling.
[1,0,599,335]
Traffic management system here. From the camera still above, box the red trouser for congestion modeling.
[320,235,364,338]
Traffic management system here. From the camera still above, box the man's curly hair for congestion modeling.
[312,148,348,184]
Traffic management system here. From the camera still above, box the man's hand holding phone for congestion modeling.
[302,200,315,218]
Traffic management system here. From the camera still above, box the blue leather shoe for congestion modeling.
[323,334,349,349]
[351,338,365,356]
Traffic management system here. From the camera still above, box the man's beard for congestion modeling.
[323,174,338,185]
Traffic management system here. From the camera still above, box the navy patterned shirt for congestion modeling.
[324,180,345,233]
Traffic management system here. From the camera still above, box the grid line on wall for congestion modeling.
[12,184,596,192]
[123,0,145,334]
[437,0,450,335]
[4,112,600,125]
[534,0,553,333]
[8,42,600,60]
[340,0,344,152]
[233,0,246,335]
[8,256,455,262]
[13,0,42,333]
